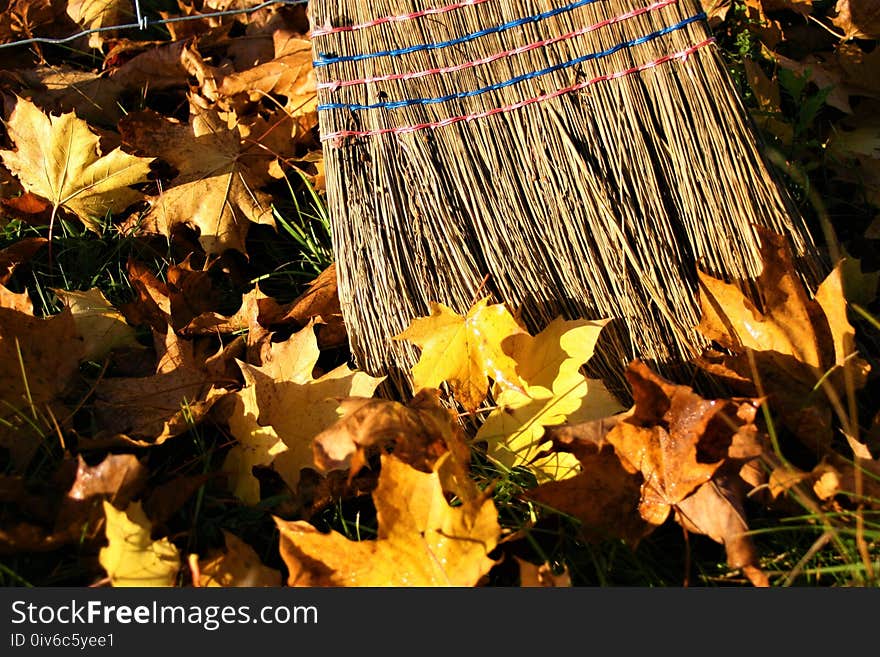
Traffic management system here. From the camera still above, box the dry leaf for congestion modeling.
[99,500,180,587]
[0,97,152,233]
[255,263,345,349]
[0,237,47,286]
[217,30,317,141]
[833,0,880,40]
[695,228,870,455]
[606,362,756,527]
[476,317,624,482]
[239,320,384,491]
[393,297,527,412]
[198,530,281,587]
[312,388,471,480]
[674,475,769,587]
[527,439,653,548]
[516,559,572,587]
[0,284,83,470]
[92,331,239,444]
[54,454,147,537]
[66,0,129,49]
[119,107,276,255]
[276,454,500,586]
[55,287,141,362]
[221,385,285,505]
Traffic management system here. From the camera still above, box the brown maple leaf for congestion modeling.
[695,227,870,456]
[606,361,760,527]
[833,0,880,40]
[90,331,241,445]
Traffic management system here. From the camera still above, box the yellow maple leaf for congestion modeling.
[275,454,500,586]
[198,531,282,587]
[99,500,180,587]
[240,320,384,491]
[0,97,153,234]
[393,297,527,412]
[221,384,286,505]
[476,318,624,482]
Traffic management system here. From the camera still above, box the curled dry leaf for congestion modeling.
[0,453,147,555]
[516,559,572,587]
[0,237,47,286]
[99,500,180,587]
[255,263,346,350]
[312,388,472,482]
[833,0,880,40]
[674,475,769,587]
[91,331,240,445]
[217,30,317,141]
[275,454,501,586]
[198,530,282,587]
[393,297,528,412]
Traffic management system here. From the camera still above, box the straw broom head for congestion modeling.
[310,0,825,400]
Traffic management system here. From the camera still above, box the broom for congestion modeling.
[306,0,825,401]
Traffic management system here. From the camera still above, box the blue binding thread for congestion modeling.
[314,0,607,67]
[318,13,705,111]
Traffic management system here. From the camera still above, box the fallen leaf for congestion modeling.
[695,228,870,455]
[476,317,624,482]
[833,0,880,40]
[92,331,239,444]
[674,475,769,587]
[516,559,572,587]
[312,388,471,480]
[242,321,383,491]
[119,107,276,255]
[605,361,756,527]
[256,263,345,349]
[54,287,142,362]
[527,439,653,547]
[66,0,130,49]
[393,297,528,412]
[276,454,501,586]
[0,284,83,470]
[220,384,285,505]
[54,454,147,538]
[99,500,180,587]
[0,97,153,234]
[0,237,47,285]
[198,530,282,587]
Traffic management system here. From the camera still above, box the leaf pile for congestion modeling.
[0,0,878,587]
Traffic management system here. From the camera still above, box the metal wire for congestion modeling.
[0,0,309,50]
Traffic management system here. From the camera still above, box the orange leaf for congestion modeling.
[275,454,500,586]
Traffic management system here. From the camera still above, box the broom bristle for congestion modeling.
[310,0,825,400]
